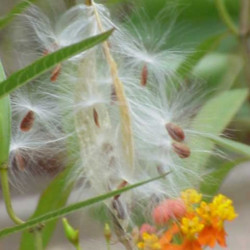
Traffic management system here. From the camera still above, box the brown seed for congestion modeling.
[15,151,25,171]
[165,123,185,142]
[114,180,128,200]
[93,108,100,128]
[20,110,35,132]
[110,85,117,104]
[140,64,148,86]
[50,64,61,82]
[156,165,165,175]
[172,142,191,159]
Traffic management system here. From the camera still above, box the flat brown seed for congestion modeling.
[50,64,61,82]
[110,85,117,103]
[165,123,185,142]
[172,142,191,159]
[20,110,35,132]
[140,64,148,86]
[114,180,128,200]
[15,152,26,171]
[93,108,100,128]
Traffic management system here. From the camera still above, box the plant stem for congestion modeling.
[239,0,250,89]
[0,166,24,225]
[106,241,111,250]
[215,0,239,36]
[34,230,43,250]
[76,243,83,250]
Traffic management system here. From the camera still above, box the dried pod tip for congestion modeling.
[172,142,191,159]
[112,198,126,220]
[20,110,35,132]
[165,123,185,142]
[93,108,100,128]
[140,64,148,86]
[50,64,61,82]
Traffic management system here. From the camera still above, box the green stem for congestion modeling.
[215,0,239,36]
[34,230,43,250]
[0,166,24,225]
[239,0,250,90]
[76,243,83,250]
[106,241,111,250]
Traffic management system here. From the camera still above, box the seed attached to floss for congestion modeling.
[93,108,100,128]
[140,64,148,86]
[172,142,191,159]
[15,151,26,171]
[110,85,117,104]
[20,110,35,132]
[165,122,185,142]
[114,180,128,200]
[50,64,61,82]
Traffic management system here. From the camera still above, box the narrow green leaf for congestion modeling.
[176,33,227,78]
[0,29,113,98]
[0,61,11,166]
[200,159,248,201]
[0,0,37,30]
[19,167,74,250]
[207,135,250,157]
[0,173,168,239]
[186,89,248,171]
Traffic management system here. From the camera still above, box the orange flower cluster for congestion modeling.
[136,189,237,250]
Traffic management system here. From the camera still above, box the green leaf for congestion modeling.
[0,0,37,30]
[0,173,169,239]
[0,29,113,98]
[200,159,248,201]
[176,33,227,78]
[207,135,250,157]
[0,61,11,166]
[187,89,248,170]
[19,167,74,250]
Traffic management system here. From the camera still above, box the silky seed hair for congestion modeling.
[10,0,218,227]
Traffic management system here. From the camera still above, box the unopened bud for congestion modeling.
[104,223,111,242]
[165,123,185,142]
[20,110,35,132]
[62,218,79,246]
[172,142,191,158]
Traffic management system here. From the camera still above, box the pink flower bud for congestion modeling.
[139,223,156,237]
[162,199,186,219]
[152,204,170,225]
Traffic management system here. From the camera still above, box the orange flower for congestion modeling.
[159,224,181,250]
[198,225,227,248]
[180,239,202,250]
[196,195,237,248]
